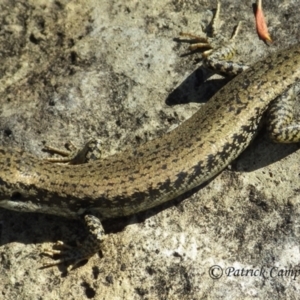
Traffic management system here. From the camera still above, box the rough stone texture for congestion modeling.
[0,0,300,299]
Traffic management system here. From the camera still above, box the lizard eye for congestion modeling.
[11,191,22,201]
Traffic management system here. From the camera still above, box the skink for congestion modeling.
[1,28,300,269]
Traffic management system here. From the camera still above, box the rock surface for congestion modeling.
[0,0,300,299]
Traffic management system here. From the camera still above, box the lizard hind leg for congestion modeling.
[41,215,106,271]
[266,82,300,143]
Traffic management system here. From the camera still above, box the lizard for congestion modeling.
[0,2,300,270]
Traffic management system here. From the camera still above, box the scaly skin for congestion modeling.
[0,44,300,221]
